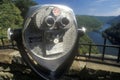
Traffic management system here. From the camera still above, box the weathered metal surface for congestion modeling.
[14,4,79,80]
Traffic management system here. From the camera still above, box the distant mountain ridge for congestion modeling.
[107,15,120,26]
[103,22,120,45]
[102,15,120,45]
[94,16,115,24]
[76,15,116,32]
[76,15,102,32]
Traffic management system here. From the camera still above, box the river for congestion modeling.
[87,24,118,56]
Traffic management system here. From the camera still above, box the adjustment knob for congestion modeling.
[54,38,59,44]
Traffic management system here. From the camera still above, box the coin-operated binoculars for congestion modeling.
[7,4,86,80]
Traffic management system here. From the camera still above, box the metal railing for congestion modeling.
[0,36,15,49]
[78,38,120,67]
[0,36,120,66]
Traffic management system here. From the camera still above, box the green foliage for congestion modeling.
[0,0,23,36]
[13,0,37,18]
[76,15,100,54]
[103,22,120,44]
[98,15,120,45]
[76,15,102,32]
[78,34,99,54]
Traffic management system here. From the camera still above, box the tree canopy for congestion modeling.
[0,0,37,36]
[0,0,23,36]
[13,0,37,18]
[103,22,120,45]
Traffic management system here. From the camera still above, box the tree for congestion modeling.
[13,0,37,18]
[0,0,23,36]
[103,22,120,45]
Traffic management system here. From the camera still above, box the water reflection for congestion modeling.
[88,24,118,56]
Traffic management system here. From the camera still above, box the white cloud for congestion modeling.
[89,8,96,12]
[88,0,120,16]
[88,8,97,15]
[82,0,120,16]
[110,4,120,8]
[90,0,109,6]
[110,8,120,16]
[85,7,120,16]
[95,0,109,3]
[92,8,120,16]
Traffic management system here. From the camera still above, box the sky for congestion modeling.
[34,0,120,16]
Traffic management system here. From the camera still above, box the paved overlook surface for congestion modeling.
[0,49,120,80]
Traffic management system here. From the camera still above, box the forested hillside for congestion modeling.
[13,0,37,18]
[95,16,115,24]
[0,0,23,36]
[0,0,37,36]
[78,34,99,54]
[103,22,120,45]
[76,15,101,53]
[76,15,102,32]
[102,15,120,45]
[108,15,120,26]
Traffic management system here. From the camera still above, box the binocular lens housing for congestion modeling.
[45,16,55,26]
[61,17,69,26]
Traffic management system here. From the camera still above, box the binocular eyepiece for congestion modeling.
[45,16,55,27]
[45,15,69,29]
[61,17,69,26]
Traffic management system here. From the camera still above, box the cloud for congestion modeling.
[87,0,120,16]
[95,0,109,3]
[103,8,120,16]
[85,7,120,16]
[110,8,120,16]
[89,8,96,12]
[88,8,97,15]
[90,0,109,7]
[92,8,120,16]
[110,4,120,8]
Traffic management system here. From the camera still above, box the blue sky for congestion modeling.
[34,0,120,16]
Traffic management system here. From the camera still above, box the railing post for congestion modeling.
[1,37,5,48]
[117,47,120,63]
[11,40,14,48]
[102,38,107,61]
[88,42,92,58]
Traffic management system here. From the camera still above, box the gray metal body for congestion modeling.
[7,4,86,80]
[23,4,78,72]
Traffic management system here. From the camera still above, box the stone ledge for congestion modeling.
[0,49,120,80]
[0,49,22,64]
[0,49,86,80]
